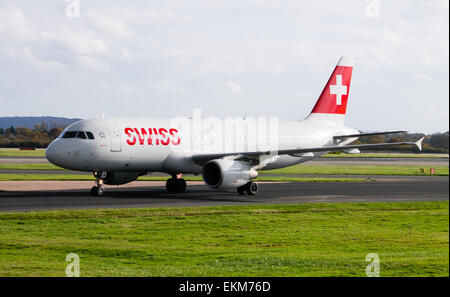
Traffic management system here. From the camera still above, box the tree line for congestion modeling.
[0,123,64,148]
[352,131,449,153]
[0,124,448,153]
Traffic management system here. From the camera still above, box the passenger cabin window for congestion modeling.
[86,132,95,139]
[76,131,87,139]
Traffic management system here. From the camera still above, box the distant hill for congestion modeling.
[0,116,82,129]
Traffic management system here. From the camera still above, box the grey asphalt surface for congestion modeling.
[0,176,447,212]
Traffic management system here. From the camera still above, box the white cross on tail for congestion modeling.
[329,75,347,105]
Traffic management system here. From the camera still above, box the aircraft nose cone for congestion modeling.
[45,141,60,165]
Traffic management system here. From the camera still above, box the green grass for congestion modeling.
[0,163,448,176]
[0,148,46,157]
[0,164,65,170]
[0,201,447,276]
[0,174,366,183]
[263,164,449,176]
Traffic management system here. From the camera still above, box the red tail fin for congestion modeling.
[311,56,353,115]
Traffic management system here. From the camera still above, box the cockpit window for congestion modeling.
[62,131,77,138]
[62,131,95,140]
[76,131,87,139]
[86,132,95,139]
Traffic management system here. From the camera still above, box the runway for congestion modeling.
[0,176,447,212]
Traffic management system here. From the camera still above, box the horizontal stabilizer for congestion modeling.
[343,148,361,154]
[415,137,424,151]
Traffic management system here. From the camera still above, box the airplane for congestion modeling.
[45,56,424,196]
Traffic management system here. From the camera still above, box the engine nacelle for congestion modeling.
[202,159,258,190]
[102,172,142,185]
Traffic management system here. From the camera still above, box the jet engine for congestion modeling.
[101,172,143,185]
[202,159,258,190]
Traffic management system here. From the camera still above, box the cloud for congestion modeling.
[42,30,109,56]
[87,10,133,37]
[0,4,33,39]
[118,46,133,60]
[5,46,63,69]
[0,0,447,133]
[76,56,109,71]
[221,81,242,94]
[118,9,192,23]
[412,74,432,81]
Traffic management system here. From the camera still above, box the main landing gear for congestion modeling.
[166,174,187,193]
[91,171,105,196]
[237,181,259,195]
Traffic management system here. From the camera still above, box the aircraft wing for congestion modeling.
[333,130,407,139]
[191,137,424,165]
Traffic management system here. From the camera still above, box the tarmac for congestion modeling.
[0,176,447,212]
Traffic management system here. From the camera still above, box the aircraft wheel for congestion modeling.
[166,178,176,193]
[175,178,187,193]
[246,181,259,195]
[237,185,247,195]
[90,186,98,196]
[90,186,104,196]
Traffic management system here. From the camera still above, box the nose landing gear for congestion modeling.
[91,171,106,196]
[166,174,187,193]
[91,185,104,196]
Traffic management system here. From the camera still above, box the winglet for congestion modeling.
[415,137,424,152]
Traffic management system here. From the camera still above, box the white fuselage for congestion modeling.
[45,116,358,175]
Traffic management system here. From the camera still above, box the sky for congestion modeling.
[0,0,448,134]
